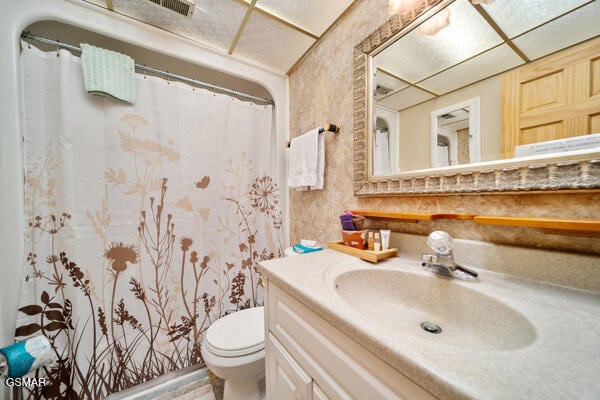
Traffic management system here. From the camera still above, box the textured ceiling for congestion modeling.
[81,0,356,74]
[375,0,600,111]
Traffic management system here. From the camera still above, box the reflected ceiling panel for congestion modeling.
[513,1,600,61]
[111,0,247,52]
[481,0,589,39]
[83,0,106,6]
[376,0,502,83]
[234,11,315,73]
[419,44,524,94]
[378,87,435,110]
[253,0,355,36]
[374,69,409,100]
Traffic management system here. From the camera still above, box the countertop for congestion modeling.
[259,249,600,400]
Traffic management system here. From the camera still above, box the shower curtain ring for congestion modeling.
[212,86,216,96]
[143,65,147,79]
[166,71,170,85]
[56,40,60,57]
[192,78,196,92]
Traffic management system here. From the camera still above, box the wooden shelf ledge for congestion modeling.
[348,210,476,222]
[348,210,600,237]
[474,216,600,237]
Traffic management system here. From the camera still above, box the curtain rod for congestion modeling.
[20,31,275,105]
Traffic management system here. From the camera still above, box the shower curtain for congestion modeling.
[16,43,283,399]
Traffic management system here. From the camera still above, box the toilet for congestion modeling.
[202,306,265,400]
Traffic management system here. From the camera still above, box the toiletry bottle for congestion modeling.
[367,231,374,250]
[380,229,391,250]
[374,232,381,251]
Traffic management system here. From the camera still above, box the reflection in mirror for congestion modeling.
[430,97,480,168]
[370,0,600,177]
[374,105,400,175]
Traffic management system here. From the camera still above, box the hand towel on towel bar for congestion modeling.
[287,128,325,190]
[80,43,136,104]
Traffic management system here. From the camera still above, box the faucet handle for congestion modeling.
[427,231,453,256]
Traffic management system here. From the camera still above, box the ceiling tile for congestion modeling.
[374,69,409,100]
[378,87,435,111]
[252,0,355,37]
[482,0,589,38]
[111,0,247,52]
[376,0,502,83]
[234,11,315,73]
[82,0,107,6]
[512,1,600,61]
[419,44,524,94]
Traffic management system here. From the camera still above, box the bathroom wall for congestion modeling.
[0,2,289,391]
[288,0,600,255]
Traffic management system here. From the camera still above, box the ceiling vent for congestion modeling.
[375,85,393,96]
[146,0,195,18]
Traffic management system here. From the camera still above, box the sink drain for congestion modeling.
[420,321,442,334]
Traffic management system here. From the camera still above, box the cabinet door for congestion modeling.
[266,333,312,400]
[312,382,330,400]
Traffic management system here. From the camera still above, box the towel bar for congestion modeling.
[286,123,340,148]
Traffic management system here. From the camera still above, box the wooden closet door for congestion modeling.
[501,36,600,158]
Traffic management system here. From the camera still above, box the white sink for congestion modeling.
[334,268,537,352]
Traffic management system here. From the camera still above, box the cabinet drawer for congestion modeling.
[268,283,436,400]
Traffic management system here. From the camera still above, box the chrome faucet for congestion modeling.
[421,231,478,281]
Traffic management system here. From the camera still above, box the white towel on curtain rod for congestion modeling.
[17,42,283,399]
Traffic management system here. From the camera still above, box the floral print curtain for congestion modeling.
[16,43,283,399]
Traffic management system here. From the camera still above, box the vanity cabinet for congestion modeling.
[264,281,436,400]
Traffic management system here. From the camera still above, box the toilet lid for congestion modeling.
[205,306,265,357]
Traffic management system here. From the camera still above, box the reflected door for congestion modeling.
[501,36,600,158]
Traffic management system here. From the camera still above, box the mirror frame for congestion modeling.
[353,0,600,196]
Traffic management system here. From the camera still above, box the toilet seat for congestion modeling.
[205,307,265,358]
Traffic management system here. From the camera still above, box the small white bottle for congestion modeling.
[374,232,381,251]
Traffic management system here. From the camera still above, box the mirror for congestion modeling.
[354,0,600,195]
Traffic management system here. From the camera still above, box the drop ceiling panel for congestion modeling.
[419,44,524,94]
[378,87,435,111]
[376,0,502,83]
[481,0,589,39]
[111,0,247,52]
[234,11,315,73]
[512,1,600,61]
[375,69,409,100]
[252,0,355,36]
[83,0,107,6]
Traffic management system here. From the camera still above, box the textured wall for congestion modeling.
[289,0,600,255]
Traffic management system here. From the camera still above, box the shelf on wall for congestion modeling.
[348,210,476,222]
[348,210,600,237]
[473,216,600,237]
